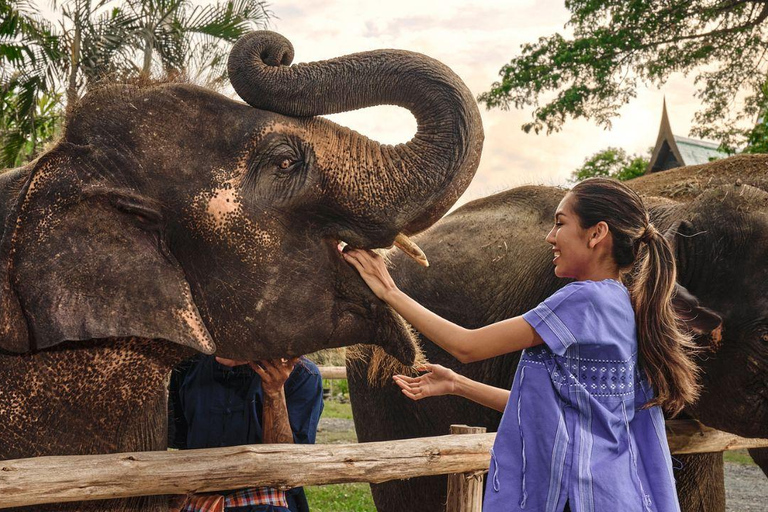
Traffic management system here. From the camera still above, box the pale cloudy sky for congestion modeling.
[41,0,703,206]
[261,0,702,207]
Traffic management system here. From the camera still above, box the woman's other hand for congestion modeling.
[341,248,399,301]
[393,363,458,401]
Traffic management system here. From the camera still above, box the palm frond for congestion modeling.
[182,0,270,42]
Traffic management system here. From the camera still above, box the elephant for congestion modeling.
[348,154,768,512]
[0,31,483,511]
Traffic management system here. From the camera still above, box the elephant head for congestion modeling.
[0,31,483,365]
[651,184,768,438]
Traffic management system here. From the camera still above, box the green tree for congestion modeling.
[123,0,271,84]
[1,0,63,166]
[478,0,768,152]
[1,0,271,168]
[60,0,271,103]
[58,0,139,104]
[0,85,62,167]
[570,147,649,183]
[744,82,768,153]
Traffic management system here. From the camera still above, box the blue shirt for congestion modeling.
[483,280,680,512]
[170,356,324,512]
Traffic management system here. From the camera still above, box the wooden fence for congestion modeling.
[3,368,768,509]
[1,418,767,510]
[317,366,347,380]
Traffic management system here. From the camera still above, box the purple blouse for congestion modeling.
[483,280,680,512]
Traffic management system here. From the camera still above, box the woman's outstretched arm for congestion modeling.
[342,248,543,363]
[394,363,510,412]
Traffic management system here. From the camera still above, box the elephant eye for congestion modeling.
[279,158,292,170]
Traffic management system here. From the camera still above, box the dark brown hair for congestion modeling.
[570,177,700,416]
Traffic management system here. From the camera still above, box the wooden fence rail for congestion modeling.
[0,432,493,509]
[317,366,347,380]
[1,420,767,509]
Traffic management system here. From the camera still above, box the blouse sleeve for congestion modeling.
[522,282,595,356]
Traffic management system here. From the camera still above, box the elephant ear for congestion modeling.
[0,146,215,354]
[664,220,724,350]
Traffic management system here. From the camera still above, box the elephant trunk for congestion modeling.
[227,31,483,246]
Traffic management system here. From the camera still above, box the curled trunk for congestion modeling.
[228,31,483,246]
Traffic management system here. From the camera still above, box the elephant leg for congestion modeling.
[0,338,185,512]
[747,447,768,478]
[347,354,503,512]
[674,452,725,512]
[348,357,448,512]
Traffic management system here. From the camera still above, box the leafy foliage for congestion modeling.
[58,0,272,101]
[121,0,272,84]
[0,84,62,167]
[58,0,142,101]
[570,147,649,183]
[1,0,62,167]
[1,0,271,168]
[744,83,768,153]
[478,0,768,150]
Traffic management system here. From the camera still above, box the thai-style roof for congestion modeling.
[646,99,729,173]
[674,136,725,167]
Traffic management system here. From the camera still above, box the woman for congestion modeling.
[343,178,698,511]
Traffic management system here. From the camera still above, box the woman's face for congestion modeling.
[545,193,592,279]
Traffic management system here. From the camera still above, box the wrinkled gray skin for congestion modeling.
[0,31,482,511]
[349,155,768,512]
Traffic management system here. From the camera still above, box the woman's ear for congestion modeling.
[588,221,610,248]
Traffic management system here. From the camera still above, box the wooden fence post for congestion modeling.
[446,425,487,512]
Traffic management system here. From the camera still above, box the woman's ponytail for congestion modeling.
[632,225,701,416]
[571,178,702,416]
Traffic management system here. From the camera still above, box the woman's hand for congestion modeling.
[341,248,399,302]
[395,363,512,412]
[393,363,458,401]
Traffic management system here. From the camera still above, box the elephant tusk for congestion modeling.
[394,233,429,267]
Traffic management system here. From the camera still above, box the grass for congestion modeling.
[306,398,375,511]
[321,399,354,420]
[315,400,357,444]
[305,483,376,512]
[723,449,756,465]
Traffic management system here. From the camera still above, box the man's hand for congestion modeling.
[249,358,299,396]
[250,358,300,445]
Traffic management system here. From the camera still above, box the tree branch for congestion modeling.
[643,0,768,48]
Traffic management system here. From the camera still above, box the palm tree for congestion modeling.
[1,0,63,166]
[58,0,139,104]
[55,0,272,102]
[1,0,271,167]
[57,0,271,104]
[124,0,271,83]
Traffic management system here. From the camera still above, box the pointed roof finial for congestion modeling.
[647,96,685,173]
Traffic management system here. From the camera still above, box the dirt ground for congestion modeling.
[725,462,768,511]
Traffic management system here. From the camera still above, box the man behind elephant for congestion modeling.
[169,355,324,512]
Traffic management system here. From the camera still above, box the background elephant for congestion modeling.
[348,155,768,512]
[0,31,483,511]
